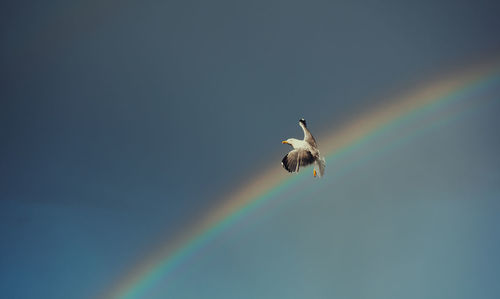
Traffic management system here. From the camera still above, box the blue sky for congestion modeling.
[1,0,500,298]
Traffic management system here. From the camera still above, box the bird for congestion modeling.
[281,118,326,177]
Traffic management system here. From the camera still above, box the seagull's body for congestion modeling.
[281,119,326,177]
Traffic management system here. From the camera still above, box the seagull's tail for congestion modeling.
[316,156,326,177]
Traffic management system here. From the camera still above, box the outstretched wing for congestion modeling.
[281,149,315,173]
[299,119,317,147]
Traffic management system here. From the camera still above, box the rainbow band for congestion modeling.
[106,60,500,299]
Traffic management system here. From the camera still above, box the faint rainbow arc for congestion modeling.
[106,60,500,299]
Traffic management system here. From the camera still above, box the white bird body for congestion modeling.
[281,119,326,177]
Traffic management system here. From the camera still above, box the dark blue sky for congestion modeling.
[1,1,500,298]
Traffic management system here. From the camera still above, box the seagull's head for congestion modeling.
[282,138,298,147]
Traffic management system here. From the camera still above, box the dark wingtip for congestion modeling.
[281,155,292,172]
[299,118,307,127]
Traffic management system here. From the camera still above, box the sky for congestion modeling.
[1,0,500,298]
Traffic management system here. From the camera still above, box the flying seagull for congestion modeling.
[281,118,326,177]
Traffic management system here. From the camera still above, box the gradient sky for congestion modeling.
[1,0,500,298]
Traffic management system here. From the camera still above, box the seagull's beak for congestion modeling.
[282,140,288,144]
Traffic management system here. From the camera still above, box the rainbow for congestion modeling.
[105,59,500,298]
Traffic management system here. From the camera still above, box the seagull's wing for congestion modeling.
[281,149,315,173]
[299,119,317,147]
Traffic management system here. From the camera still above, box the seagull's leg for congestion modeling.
[313,169,317,177]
